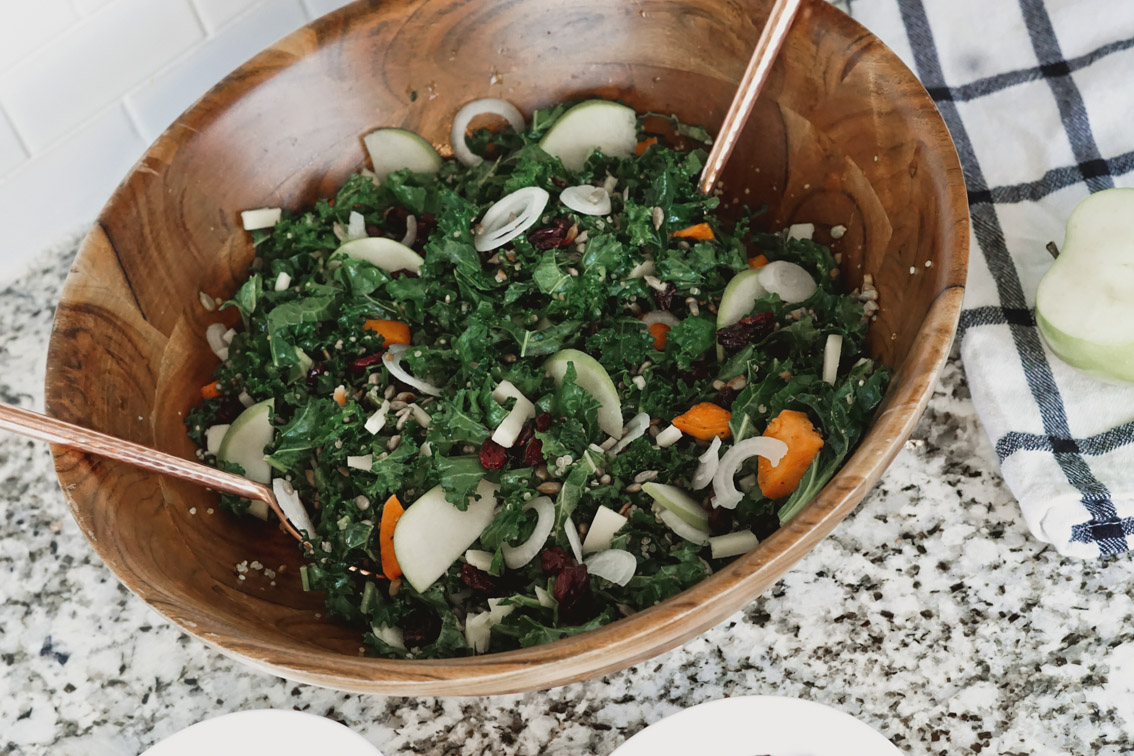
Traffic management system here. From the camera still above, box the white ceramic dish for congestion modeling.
[141,709,381,756]
[611,696,901,756]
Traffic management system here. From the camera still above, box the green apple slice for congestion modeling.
[333,237,424,275]
[362,127,442,184]
[392,479,498,592]
[217,399,275,484]
[545,349,623,437]
[1036,188,1134,383]
[539,100,637,172]
[717,269,767,329]
[642,481,710,532]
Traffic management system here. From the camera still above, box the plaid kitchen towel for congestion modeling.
[848,0,1134,558]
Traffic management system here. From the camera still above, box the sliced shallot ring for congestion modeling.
[583,549,637,586]
[206,323,229,360]
[384,344,442,396]
[474,186,550,252]
[712,436,790,509]
[451,98,526,167]
[400,214,417,248]
[690,436,722,490]
[609,412,651,456]
[502,496,555,569]
[559,185,612,216]
[658,508,710,545]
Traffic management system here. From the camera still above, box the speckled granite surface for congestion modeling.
[3,238,1134,756]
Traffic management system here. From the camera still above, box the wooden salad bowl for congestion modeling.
[44,0,968,694]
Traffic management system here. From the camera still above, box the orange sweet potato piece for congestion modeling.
[747,254,769,269]
[672,402,731,441]
[364,319,411,346]
[647,322,670,350]
[672,222,715,241]
[379,494,405,580]
[758,410,825,499]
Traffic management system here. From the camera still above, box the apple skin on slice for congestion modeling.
[1036,188,1134,384]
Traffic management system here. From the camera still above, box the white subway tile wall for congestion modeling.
[0,0,853,285]
[0,0,353,284]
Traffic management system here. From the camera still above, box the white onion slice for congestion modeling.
[564,516,584,564]
[237,390,255,408]
[582,506,628,554]
[609,412,651,456]
[241,207,281,230]
[474,186,549,252]
[272,478,316,536]
[712,437,790,509]
[823,334,843,385]
[464,611,493,654]
[490,380,535,448]
[401,214,417,248]
[346,211,367,241]
[691,436,722,490]
[372,623,406,650]
[206,323,229,360]
[710,530,760,559]
[534,585,555,608]
[656,425,683,448]
[451,98,526,167]
[757,260,817,304]
[503,496,555,569]
[346,454,373,471]
[560,185,612,216]
[658,509,710,545]
[274,271,291,291]
[627,259,656,279]
[364,399,391,434]
[465,549,494,571]
[584,549,637,586]
[384,344,442,396]
[787,223,815,241]
[641,310,679,329]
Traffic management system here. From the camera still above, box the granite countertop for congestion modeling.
[2,239,1133,756]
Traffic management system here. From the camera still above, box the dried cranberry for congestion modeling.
[305,363,327,387]
[655,281,677,311]
[366,223,382,237]
[541,546,575,575]
[552,564,591,615]
[416,212,437,243]
[348,352,384,373]
[716,386,737,410]
[716,311,775,352]
[479,438,508,470]
[550,177,567,189]
[535,412,553,432]
[211,394,244,424]
[527,218,572,250]
[388,269,419,279]
[514,422,535,451]
[522,437,544,467]
[401,608,441,648]
[707,506,732,536]
[461,563,498,594]
[679,363,710,385]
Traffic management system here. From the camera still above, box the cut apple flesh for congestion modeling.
[362,127,442,183]
[217,399,274,484]
[392,480,499,592]
[717,269,767,328]
[333,237,424,275]
[1036,188,1134,383]
[642,481,709,532]
[545,349,624,437]
[539,100,637,172]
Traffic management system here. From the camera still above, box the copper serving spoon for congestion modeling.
[0,401,379,577]
[698,0,804,195]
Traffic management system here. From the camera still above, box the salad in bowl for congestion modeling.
[187,98,887,658]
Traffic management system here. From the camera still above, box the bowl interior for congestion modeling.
[45,0,967,694]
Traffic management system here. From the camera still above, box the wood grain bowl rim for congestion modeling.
[45,0,969,694]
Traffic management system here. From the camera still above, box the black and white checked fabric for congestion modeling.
[850,0,1134,558]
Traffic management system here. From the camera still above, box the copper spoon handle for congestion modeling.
[0,401,299,541]
[698,0,805,195]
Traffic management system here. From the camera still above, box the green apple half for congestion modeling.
[1036,188,1134,384]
